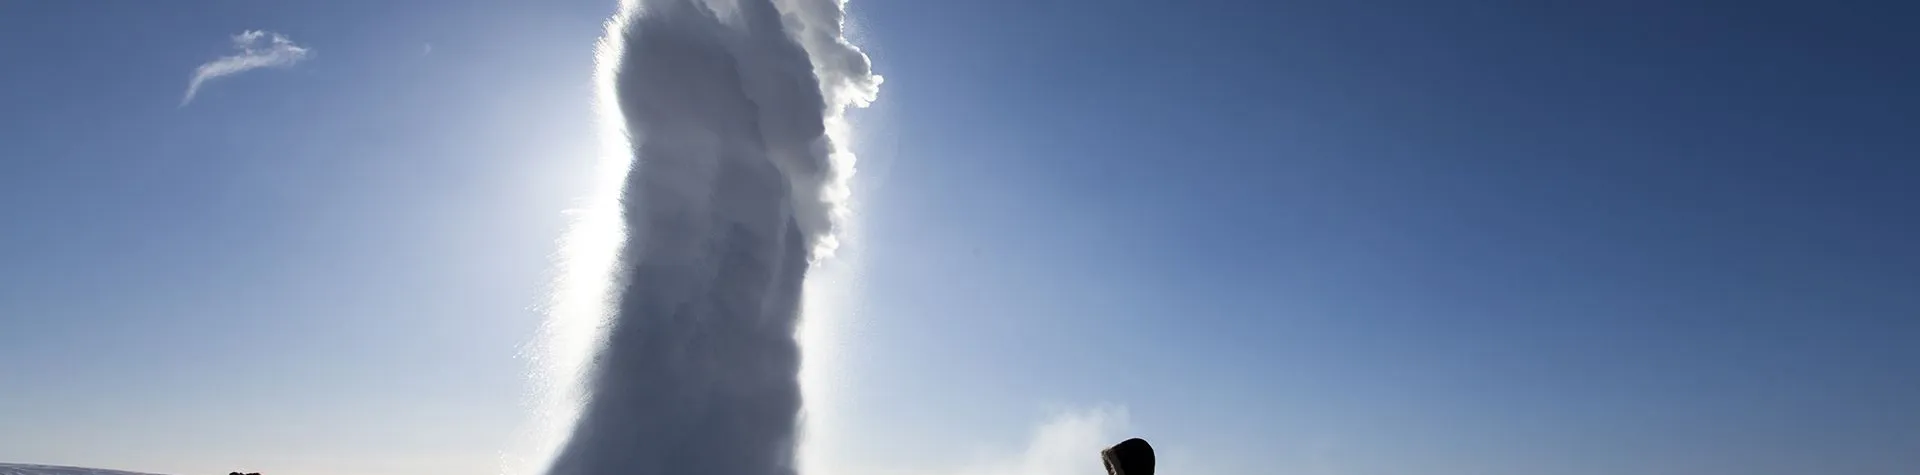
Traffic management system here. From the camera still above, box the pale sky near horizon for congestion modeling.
[3,1,1918,475]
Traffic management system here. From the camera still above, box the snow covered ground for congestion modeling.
[0,463,170,475]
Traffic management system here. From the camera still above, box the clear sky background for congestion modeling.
[3,1,1917,475]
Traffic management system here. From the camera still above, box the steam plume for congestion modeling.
[538,0,879,475]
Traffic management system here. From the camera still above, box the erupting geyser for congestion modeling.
[538,0,880,475]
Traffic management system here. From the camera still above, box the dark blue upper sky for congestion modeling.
[848,1,1919,472]
[2,1,1916,475]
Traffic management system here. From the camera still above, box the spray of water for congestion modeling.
[518,1,880,475]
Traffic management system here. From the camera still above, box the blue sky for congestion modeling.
[3,1,1918,475]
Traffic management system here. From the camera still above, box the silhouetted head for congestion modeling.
[1100,437,1154,475]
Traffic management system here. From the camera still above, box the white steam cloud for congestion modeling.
[930,407,1208,475]
[957,407,1137,475]
[180,30,311,106]
[529,0,880,475]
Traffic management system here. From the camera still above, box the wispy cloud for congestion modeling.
[180,30,311,106]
